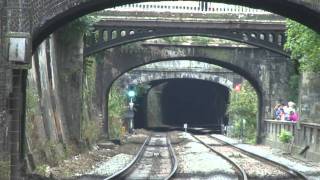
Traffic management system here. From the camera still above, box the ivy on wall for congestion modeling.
[108,83,127,139]
[81,56,100,146]
[285,20,320,72]
[56,14,99,44]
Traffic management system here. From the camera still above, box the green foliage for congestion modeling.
[81,119,100,145]
[83,57,96,101]
[285,20,320,72]
[81,57,100,145]
[45,140,63,166]
[162,36,211,45]
[279,130,293,143]
[191,36,211,45]
[108,84,127,139]
[0,160,10,180]
[26,85,39,118]
[108,85,126,119]
[57,14,99,44]
[227,81,258,143]
[162,36,189,44]
[26,83,40,142]
[34,164,50,176]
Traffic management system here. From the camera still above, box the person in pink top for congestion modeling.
[289,111,299,122]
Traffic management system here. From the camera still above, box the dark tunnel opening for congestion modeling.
[134,79,230,131]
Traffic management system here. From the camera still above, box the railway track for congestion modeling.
[192,134,308,180]
[190,134,248,180]
[107,133,178,180]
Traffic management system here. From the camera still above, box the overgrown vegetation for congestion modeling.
[108,84,127,139]
[26,85,40,119]
[227,81,258,144]
[24,14,101,174]
[0,160,10,180]
[81,56,100,145]
[56,15,99,44]
[285,20,320,72]
[279,130,293,144]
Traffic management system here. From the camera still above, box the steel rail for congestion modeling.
[107,133,177,180]
[105,135,151,180]
[165,135,178,180]
[208,135,308,180]
[191,134,248,180]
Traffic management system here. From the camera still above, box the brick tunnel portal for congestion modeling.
[134,79,229,132]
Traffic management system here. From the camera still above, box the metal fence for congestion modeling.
[108,2,270,14]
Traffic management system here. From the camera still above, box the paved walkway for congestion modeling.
[212,134,320,180]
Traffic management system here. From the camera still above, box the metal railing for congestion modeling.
[107,2,270,14]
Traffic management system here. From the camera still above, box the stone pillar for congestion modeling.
[2,0,31,179]
[9,69,27,180]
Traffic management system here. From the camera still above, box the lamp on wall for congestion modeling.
[5,32,31,69]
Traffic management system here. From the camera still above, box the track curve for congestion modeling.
[108,133,177,180]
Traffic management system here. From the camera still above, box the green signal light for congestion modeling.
[128,90,136,97]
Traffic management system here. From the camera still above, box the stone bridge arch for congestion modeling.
[84,19,287,56]
[28,0,320,48]
[100,43,294,142]
[119,70,239,90]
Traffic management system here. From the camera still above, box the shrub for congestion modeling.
[279,130,293,143]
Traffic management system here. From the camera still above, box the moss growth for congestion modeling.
[56,15,98,44]
[0,160,10,180]
[81,119,100,145]
[81,56,101,146]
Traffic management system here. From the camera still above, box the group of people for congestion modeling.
[274,101,299,122]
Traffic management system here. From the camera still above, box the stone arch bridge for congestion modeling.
[84,18,287,56]
[1,1,320,178]
[118,67,242,90]
[2,0,320,48]
[93,42,294,145]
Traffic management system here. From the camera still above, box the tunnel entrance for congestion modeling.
[162,79,229,127]
[134,79,229,131]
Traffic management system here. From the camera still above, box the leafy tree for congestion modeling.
[227,81,258,143]
[285,20,320,72]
